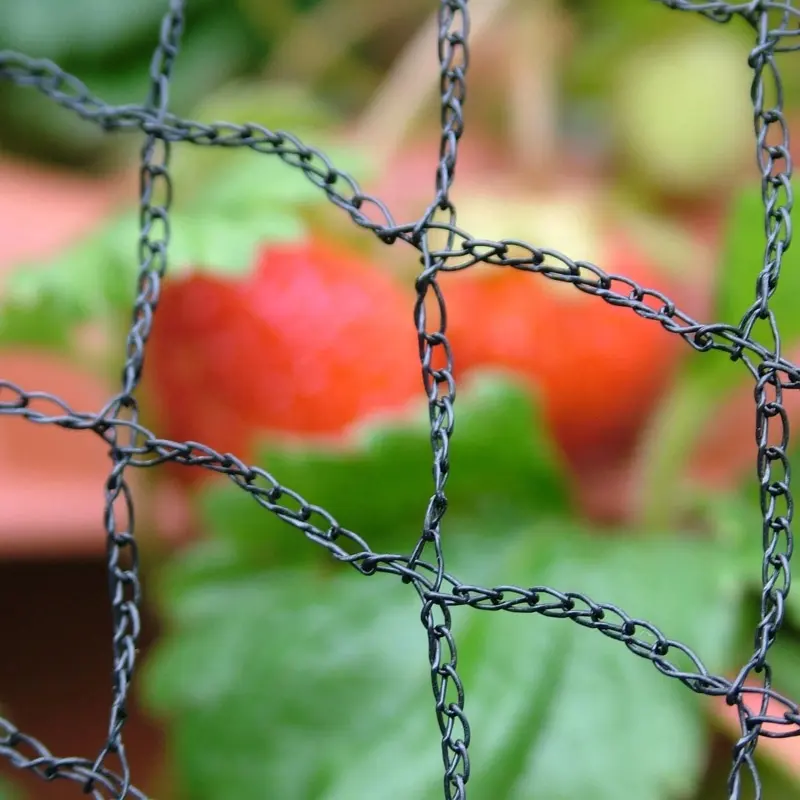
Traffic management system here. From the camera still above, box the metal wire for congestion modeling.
[0,0,798,797]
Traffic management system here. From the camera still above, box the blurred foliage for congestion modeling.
[714,187,800,343]
[0,101,373,354]
[2,1,800,798]
[2,0,797,177]
[0,0,252,167]
[634,179,800,530]
[195,374,570,564]
[144,526,742,800]
[0,0,348,169]
[0,780,21,800]
[142,375,750,800]
[565,0,800,97]
[0,0,425,170]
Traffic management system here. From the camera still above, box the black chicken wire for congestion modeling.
[1,0,799,797]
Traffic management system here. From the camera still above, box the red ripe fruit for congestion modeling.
[145,238,423,484]
[440,232,684,468]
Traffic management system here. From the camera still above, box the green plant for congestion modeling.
[2,5,800,792]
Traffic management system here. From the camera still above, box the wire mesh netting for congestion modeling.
[1,0,800,797]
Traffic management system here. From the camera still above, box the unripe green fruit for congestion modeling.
[612,27,754,197]
[454,191,605,266]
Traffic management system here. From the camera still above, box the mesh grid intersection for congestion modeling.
[1,0,800,797]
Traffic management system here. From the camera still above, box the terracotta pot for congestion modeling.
[0,157,191,558]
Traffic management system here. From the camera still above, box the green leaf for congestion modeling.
[188,81,339,141]
[632,187,800,528]
[0,130,345,347]
[82,10,250,113]
[0,124,373,349]
[0,4,249,166]
[601,180,800,530]
[142,521,746,800]
[0,778,22,800]
[715,185,800,351]
[0,224,132,350]
[701,488,800,644]
[637,182,800,526]
[0,0,215,60]
[565,0,689,98]
[195,373,571,566]
[167,211,306,276]
[183,153,327,216]
[169,83,371,216]
[0,285,84,352]
[172,140,375,221]
[0,83,372,348]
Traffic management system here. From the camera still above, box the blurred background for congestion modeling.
[1,1,800,798]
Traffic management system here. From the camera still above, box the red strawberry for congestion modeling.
[440,231,684,468]
[145,238,423,484]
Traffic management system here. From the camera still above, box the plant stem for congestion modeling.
[631,369,715,531]
[352,0,512,167]
[508,0,564,181]
[262,0,428,85]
